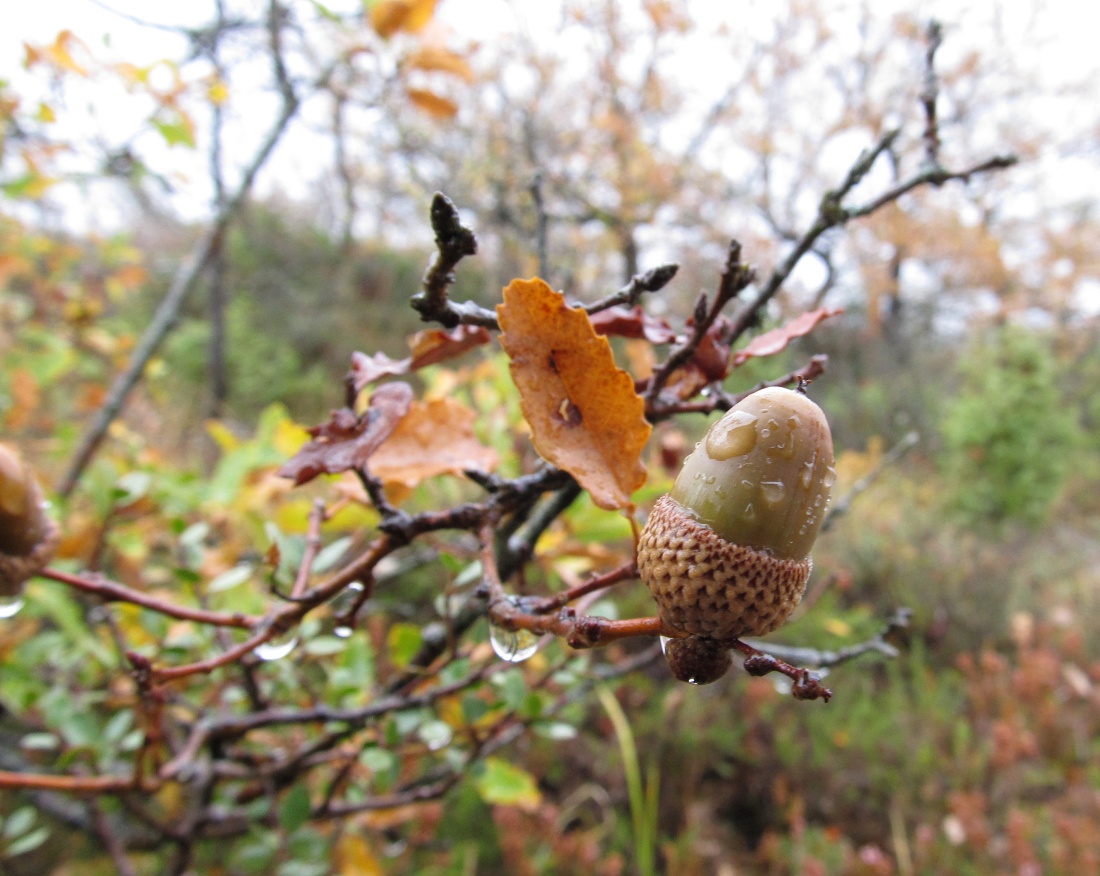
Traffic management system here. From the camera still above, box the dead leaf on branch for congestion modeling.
[497,278,651,511]
[278,383,414,486]
[370,397,499,497]
[348,325,491,393]
[406,87,458,119]
[369,0,436,39]
[588,305,678,345]
[732,307,844,367]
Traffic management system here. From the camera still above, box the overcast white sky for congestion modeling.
[2,0,1098,242]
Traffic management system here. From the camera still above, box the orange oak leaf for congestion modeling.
[497,278,651,511]
[370,397,499,494]
[278,383,413,485]
[732,307,844,367]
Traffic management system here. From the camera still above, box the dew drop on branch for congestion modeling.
[255,631,298,661]
[488,596,539,663]
[0,595,24,619]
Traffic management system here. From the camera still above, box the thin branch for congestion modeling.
[58,14,307,496]
[409,193,490,328]
[743,608,912,670]
[645,239,755,407]
[822,431,919,532]
[581,263,680,315]
[40,567,258,629]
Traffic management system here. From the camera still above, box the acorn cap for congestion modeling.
[0,443,58,597]
[637,387,835,642]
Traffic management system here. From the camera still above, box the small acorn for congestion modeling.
[0,443,59,598]
[637,386,835,683]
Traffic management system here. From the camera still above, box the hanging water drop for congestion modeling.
[0,594,24,619]
[488,595,539,662]
[256,631,298,661]
[331,581,365,637]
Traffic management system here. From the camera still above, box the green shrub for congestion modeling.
[939,327,1080,527]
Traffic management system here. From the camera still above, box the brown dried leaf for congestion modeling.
[405,46,475,82]
[278,383,414,485]
[370,398,498,493]
[589,305,678,344]
[408,324,492,369]
[348,351,412,393]
[348,325,491,393]
[497,278,651,511]
[406,87,458,119]
[732,307,844,367]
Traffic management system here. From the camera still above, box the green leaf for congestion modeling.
[2,807,35,839]
[313,536,352,572]
[473,757,540,810]
[386,623,422,667]
[5,827,49,857]
[279,784,312,833]
[152,113,195,148]
[208,564,254,593]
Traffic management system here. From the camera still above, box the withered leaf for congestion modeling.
[278,383,414,485]
[732,307,844,367]
[589,305,678,345]
[406,87,458,119]
[347,325,491,394]
[497,278,651,511]
[370,397,499,495]
[348,351,411,393]
[408,324,491,370]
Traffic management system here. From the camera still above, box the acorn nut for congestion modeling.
[0,443,59,598]
[637,387,835,681]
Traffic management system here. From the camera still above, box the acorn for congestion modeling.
[0,443,59,598]
[637,387,835,683]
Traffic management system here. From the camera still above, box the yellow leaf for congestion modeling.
[35,102,56,123]
[823,618,852,637]
[497,278,651,511]
[369,0,436,38]
[207,79,229,105]
[46,31,88,76]
[405,46,474,82]
[335,834,383,876]
[405,87,457,119]
[205,420,240,452]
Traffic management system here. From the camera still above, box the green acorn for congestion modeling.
[637,387,835,683]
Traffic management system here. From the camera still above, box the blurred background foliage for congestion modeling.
[2,0,1100,874]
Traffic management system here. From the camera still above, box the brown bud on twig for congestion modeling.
[0,444,59,597]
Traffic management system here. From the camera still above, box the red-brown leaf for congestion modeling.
[408,324,492,369]
[732,307,844,367]
[278,383,414,485]
[589,305,678,345]
[348,351,412,393]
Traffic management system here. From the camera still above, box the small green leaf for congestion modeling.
[6,827,49,857]
[278,785,312,833]
[473,757,540,810]
[386,623,422,667]
[208,564,254,593]
[2,807,35,839]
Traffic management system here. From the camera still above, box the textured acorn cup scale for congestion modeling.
[637,387,835,682]
[0,443,59,597]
